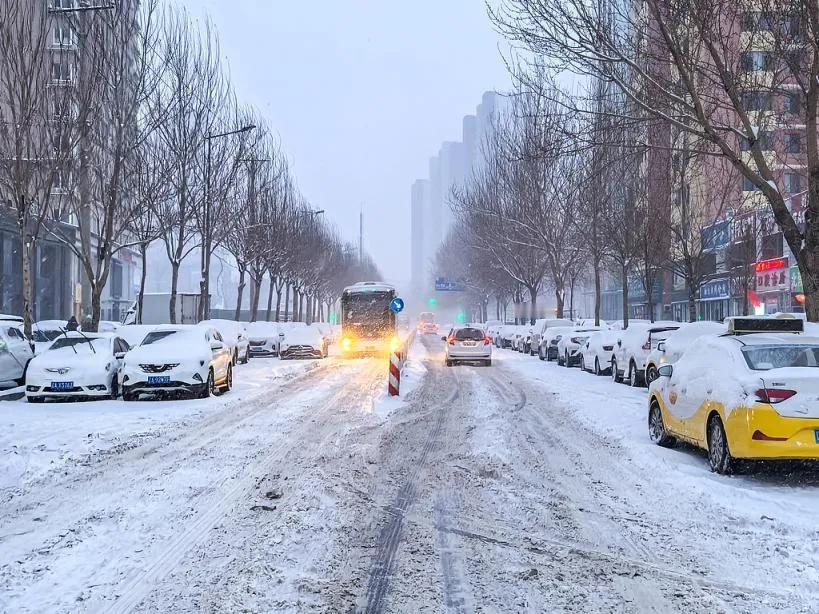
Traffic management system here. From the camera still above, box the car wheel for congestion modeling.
[485,359,492,367]
[564,351,571,368]
[645,365,659,386]
[122,389,136,402]
[242,348,250,364]
[648,400,675,447]
[611,359,622,383]
[27,396,44,404]
[594,358,601,376]
[233,349,239,366]
[220,365,233,393]
[445,359,452,367]
[199,369,214,398]
[629,362,644,387]
[109,376,119,400]
[16,359,30,387]
[538,347,545,361]
[707,414,735,474]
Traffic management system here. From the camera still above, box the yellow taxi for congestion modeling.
[648,317,819,473]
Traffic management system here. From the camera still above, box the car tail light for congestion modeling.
[447,336,455,345]
[642,340,651,350]
[484,336,492,345]
[752,430,788,441]
[754,388,796,404]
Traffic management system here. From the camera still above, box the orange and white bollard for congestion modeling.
[388,350,401,396]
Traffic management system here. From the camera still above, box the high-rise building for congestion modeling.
[409,91,501,296]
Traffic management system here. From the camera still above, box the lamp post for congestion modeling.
[200,124,255,320]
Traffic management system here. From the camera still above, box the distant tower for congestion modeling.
[359,207,363,264]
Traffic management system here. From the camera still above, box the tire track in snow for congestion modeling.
[106,361,375,614]
[360,361,459,614]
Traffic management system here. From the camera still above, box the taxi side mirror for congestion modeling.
[658,365,673,378]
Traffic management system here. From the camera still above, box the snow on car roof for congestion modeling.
[729,333,819,347]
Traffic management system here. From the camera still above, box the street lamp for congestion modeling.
[201,124,256,319]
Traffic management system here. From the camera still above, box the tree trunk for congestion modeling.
[20,229,33,337]
[138,242,148,325]
[284,283,290,322]
[688,283,698,323]
[89,282,103,332]
[621,263,630,329]
[249,274,262,322]
[169,260,180,324]
[528,286,538,325]
[555,287,565,319]
[275,285,283,322]
[265,279,274,322]
[569,277,576,320]
[234,263,246,322]
[593,261,601,326]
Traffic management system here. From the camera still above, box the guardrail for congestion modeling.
[388,328,416,396]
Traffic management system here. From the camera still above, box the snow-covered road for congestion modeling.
[1,338,818,612]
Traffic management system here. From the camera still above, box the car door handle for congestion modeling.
[680,388,687,394]
[706,389,713,395]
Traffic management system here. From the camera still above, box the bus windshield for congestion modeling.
[342,290,395,338]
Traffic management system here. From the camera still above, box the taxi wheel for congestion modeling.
[707,414,735,475]
[648,401,675,448]
[220,365,233,393]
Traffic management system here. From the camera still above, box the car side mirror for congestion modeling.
[211,341,223,351]
[617,340,622,347]
[658,365,673,378]
[114,351,126,360]
[657,341,666,352]
[441,336,447,341]
[279,332,285,338]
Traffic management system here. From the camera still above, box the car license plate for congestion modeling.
[148,375,171,385]
[462,341,476,347]
[51,381,73,391]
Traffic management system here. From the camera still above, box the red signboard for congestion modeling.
[755,257,788,273]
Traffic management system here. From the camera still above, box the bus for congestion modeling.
[340,282,398,355]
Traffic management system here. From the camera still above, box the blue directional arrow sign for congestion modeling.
[389,297,405,314]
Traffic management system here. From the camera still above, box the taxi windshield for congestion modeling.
[742,345,819,370]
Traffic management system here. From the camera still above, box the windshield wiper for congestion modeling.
[58,328,78,354]
[76,328,97,354]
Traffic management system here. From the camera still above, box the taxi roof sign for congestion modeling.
[726,316,804,335]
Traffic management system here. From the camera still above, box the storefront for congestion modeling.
[699,278,730,321]
[790,265,806,313]
[754,257,791,314]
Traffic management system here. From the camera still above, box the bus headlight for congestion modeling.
[342,337,352,351]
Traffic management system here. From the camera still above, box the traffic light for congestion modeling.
[428,297,437,307]
[456,311,466,323]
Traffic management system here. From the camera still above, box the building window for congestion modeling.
[785,133,803,154]
[741,130,773,151]
[741,51,773,72]
[52,59,72,82]
[51,0,75,8]
[53,21,74,46]
[784,173,802,194]
[742,91,772,112]
[785,92,802,115]
[741,12,774,32]
[743,176,761,192]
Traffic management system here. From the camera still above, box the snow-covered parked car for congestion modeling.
[25,332,129,402]
[0,321,34,387]
[279,326,327,359]
[246,321,281,357]
[580,329,620,375]
[648,317,819,474]
[120,325,233,400]
[116,324,158,349]
[31,320,69,355]
[539,326,574,361]
[532,318,574,358]
[557,326,602,367]
[498,325,522,349]
[197,319,250,365]
[644,321,726,385]
[611,321,680,387]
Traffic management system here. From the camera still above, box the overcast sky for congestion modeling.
[177,0,511,287]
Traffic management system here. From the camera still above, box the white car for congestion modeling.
[612,321,680,387]
[557,326,602,367]
[97,320,121,333]
[198,319,250,365]
[120,325,233,400]
[539,326,575,361]
[532,319,575,358]
[280,326,327,359]
[246,321,281,357]
[31,320,70,355]
[644,321,725,385]
[25,332,129,402]
[445,326,492,366]
[116,324,158,349]
[0,322,34,387]
[580,329,620,375]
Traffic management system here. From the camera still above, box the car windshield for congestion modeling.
[33,329,63,342]
[141,331,178,346]
[454,327,484,341]
[49,337,106,352]
[742,345,819,370]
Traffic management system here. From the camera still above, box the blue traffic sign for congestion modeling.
[389,297,405,313]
